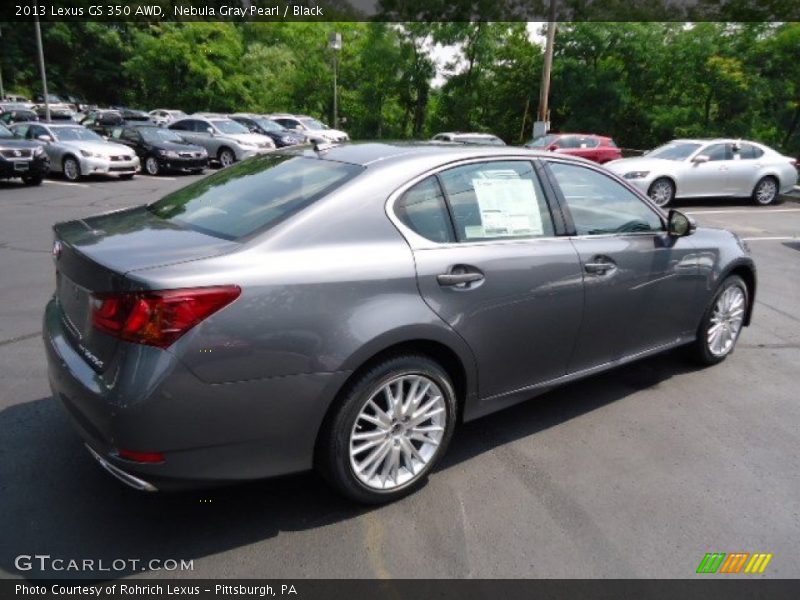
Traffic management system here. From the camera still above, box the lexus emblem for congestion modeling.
[52,240,62,259]
[13,149,21,157]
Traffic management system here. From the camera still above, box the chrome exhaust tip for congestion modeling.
[85,444,158,492]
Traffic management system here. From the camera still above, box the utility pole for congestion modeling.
[329,32,342,129]
[34,1,51,121]
[534,0,557,139]
[0,26,5,100]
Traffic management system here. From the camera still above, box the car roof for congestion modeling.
[437,132,499,138]
[281,141,588,168]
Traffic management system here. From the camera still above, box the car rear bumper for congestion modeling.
[43,297,349,491]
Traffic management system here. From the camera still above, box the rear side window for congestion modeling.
[395,177,455,243]
[737,144,764,160]
[148,155,364,240]
[438,161,554,241]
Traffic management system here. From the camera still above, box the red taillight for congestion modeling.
[117,448,165,463]
[91,286,241,348]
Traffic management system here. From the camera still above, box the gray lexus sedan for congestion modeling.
[44,143,756,503]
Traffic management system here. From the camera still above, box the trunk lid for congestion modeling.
[53,205,237,371]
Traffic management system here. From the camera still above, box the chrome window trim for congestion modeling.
[385,156,564,251]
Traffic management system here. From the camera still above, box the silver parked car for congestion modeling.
[44,144,755,503]
[168,116,274,167]
[269,114,349,143]
[432,132,506,146]
[606,138,798,207]
[11,122,139,181]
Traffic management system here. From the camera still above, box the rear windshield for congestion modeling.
[148,154,364,240]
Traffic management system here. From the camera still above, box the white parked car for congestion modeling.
[606,139,798,207]
[149,109,187,127]
[11,122,140,181]
[269,114,349,143]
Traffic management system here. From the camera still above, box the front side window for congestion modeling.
[148,155,364,240]
[395,177,454,243]
[549,162,663,235]
[704,143,732,161]
[439,161,554,241]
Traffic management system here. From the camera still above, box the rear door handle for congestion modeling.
[437,270,484,287]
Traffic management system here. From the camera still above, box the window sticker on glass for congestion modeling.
[470,178,544,238]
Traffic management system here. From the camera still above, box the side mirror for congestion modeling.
[546,144,558,151]
[692,154,709,164]
[206,127,214,135]
[667,209,696,237]
[37,134,52,143]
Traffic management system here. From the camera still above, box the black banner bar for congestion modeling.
[1,0,799,23]
[3,579,800,600]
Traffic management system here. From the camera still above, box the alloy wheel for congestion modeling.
[219,150,235,167]
[63,158,79,181]
[755,178,777,205]
[145,157,159,175]
[707,285,746,357]
[349,374,446,491]
[649,179,674,207]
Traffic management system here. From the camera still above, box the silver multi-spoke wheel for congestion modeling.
[219,149,235,167]
[648,178,674,207]
[349,374,446,491]
[754,178,777,205]
[63,158,80,181]
[145,157,159,175]
[707,285,746,357]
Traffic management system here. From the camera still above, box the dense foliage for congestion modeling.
[0,21,798,155]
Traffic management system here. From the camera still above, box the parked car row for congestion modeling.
[519,132,797,206]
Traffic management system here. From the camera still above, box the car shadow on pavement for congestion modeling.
[0,350,699,580]
[440,349,698,471]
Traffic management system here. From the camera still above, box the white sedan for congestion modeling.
[606,139,798,207]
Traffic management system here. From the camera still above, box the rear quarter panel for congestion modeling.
[127,171,478,395]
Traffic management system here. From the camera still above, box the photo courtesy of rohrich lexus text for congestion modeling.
[0,1,799,598]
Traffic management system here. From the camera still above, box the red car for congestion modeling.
[525,133,622,164]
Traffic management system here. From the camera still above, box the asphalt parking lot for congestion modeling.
[0,173,798,580]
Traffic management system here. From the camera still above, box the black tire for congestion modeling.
[752,176,779,206]
[687,275,749,366]
[144,155,160,176]
[317,355,458,504]
[647,177,675,208]
[62,156,81,181]
[217,147,235,168]
[22,175,43,186]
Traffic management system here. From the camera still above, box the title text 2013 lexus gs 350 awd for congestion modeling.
[44,144,756,503]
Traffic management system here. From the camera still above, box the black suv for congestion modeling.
[0,123,49,185]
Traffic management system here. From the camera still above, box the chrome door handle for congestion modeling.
[437,272,484,286]
[584,261,616,274]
